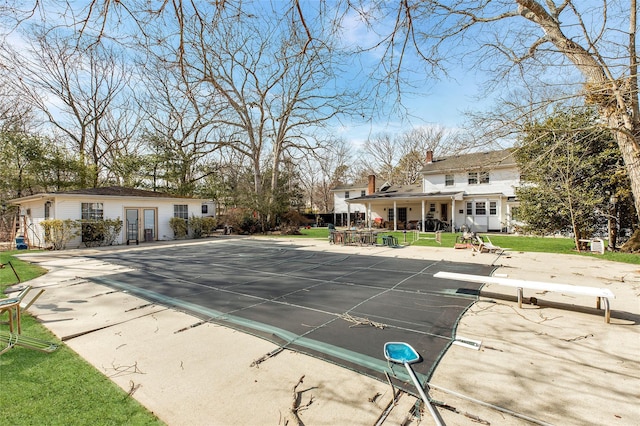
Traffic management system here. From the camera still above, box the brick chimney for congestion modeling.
[367,175,375,195]
[425,150,434,164]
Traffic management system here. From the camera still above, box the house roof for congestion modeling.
[421,149,516,174]
[331,182,368,191]
[346,181,465,202]
[347,189,465,202]
[56,186,189,198]
[10,186,201,204]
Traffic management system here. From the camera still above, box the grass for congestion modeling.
[1,251,48,287]
[2,227,638,424]
[1,251,164,426]
[277,227,640,265]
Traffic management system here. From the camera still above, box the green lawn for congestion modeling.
[2,228,638,424]
[279,227,640,265]
[1,252,164,426]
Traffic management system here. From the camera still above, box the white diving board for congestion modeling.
[434,271,615,323]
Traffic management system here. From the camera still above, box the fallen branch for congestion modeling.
[125,380,141,398]
[284,375,314,425]
[339,313,386,329]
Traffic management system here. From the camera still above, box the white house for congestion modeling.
[9,186,209,249]
[341,149,521,233]
[330,180,371,226]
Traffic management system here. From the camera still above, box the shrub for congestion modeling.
[103,218,123,245]
[169,217,188,239]
[202,217,218,236]
[279,210,307,235]
[81,218,123,247]
[41,219,79,250]
[81,222,105,247]
[189,215,204,239]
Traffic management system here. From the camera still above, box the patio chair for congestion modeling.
[0,329,59,355]
[0,285,45,335]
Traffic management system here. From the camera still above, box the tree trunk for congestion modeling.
[612,125,640,220]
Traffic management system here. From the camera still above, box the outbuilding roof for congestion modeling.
[10,186,199,204]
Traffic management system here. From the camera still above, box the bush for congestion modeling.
[41,219,79,250]
[202,217,218,236]
[189,216,204,239]
[279,210,308,235]
[81,222,105,247]
[169,217,188,239]
[103,218,123,245]
[238,215,260,234]
[81,218,123,247]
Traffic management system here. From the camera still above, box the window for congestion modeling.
[480,171,490,184]
[429,203,436,213]
[445,174,454,186]
[81,203,104,220]
[174,204,189,219]
[202,205,208,214]
[387,208,394,222]
[466,202,472,215]
[361,190,366,197]
[397,207,407,223]
[468,172,478,185]
[345,191,350,199]
[44,202,51,219]
[475,202,487,215]
[489,201,497,215]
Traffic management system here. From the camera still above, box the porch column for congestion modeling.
[421,200,426,233]
[393,201,397,231]
[347,203,351,228]
[451,198,456,232]
[367,202,372,228]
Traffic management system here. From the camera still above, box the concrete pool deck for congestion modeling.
[14,236,640,425]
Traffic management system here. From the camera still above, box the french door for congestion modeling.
[125,208,157,244]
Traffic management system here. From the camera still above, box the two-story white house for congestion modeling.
[330,180,371,227]
[341,149,520,233]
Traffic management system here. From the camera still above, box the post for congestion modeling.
[609,195,618,251]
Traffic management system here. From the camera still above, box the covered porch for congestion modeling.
[345,192,465,232]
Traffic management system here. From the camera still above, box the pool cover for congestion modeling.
[86,239,495,390]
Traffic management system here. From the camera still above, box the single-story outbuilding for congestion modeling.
[9,186,208,249]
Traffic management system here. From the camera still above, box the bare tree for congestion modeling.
[151,3,363,227]
[298,138,354,213]
[351,1,639,219]
[1,29,135,187]
[362,126,463,185]
[133,58,226,195]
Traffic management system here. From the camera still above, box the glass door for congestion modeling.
[125,208,158,244]
[143,209,156,242]
[126,209,139,245]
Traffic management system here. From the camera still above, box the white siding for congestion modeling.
[333,189,367,214]
[13,194,205,249]
[425,167,519,197]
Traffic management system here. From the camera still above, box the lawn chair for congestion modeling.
[0,285,45,335]
[381,235,398,247]
[0,329,59,355]
[476,235,508,253]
